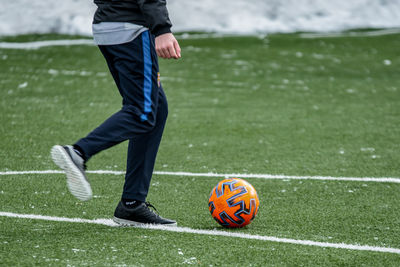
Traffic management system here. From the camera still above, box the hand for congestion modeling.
[155,33,181,59]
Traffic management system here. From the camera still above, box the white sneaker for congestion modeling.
[51,145,92,201]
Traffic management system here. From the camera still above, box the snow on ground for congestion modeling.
[0,0,400,36]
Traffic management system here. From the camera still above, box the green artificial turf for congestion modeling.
[0,31,399,266]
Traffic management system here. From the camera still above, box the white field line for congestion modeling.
[0,34,252,50]
[299,28,400,38]
[178,29,400,39]
[0,39,94,49]
[0,170,400,184]
[176,33,258,39]
[0,35,245,50]
[1,211,399,255]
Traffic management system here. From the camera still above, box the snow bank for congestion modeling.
[1,0,399,36]
[0,0,96,36]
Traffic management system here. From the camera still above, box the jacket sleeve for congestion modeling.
[137,0,172,36]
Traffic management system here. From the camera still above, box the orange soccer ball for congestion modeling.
[208,178,259,228]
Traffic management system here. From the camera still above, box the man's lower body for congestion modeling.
[51,31,176,226]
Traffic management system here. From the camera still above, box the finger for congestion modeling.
[167,45,178,59]
[157,47,166,58]
[174,40,181,58]
[163,47,172,59]
[155,45,161,57]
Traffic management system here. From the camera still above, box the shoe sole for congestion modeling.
[113,216,177,227]
[51,145,92,201]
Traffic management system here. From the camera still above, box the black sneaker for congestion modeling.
[113,201,177,226]
[51,145,92,201]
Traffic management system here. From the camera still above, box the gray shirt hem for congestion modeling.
[92,22,149,45]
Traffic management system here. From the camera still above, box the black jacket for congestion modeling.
[93,0,172,36]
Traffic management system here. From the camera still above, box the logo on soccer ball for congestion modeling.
[208,178,259,228]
